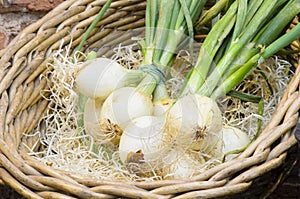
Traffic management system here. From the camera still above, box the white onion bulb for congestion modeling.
[153,98,175,116]
[163,151,205,180]
[165,94,223,156]
[100,87,153,136]
[222,126,251,161]
[118,115,169,166]
[83,98,121,144]
[75,58,142,101]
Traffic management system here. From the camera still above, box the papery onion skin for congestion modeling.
[118,115,169,165]
[100,87,153,134]
[75,58,142,101]
[84,98,121,145]
[165,94,223,156]
[222,126,251,161]
[163,151,205,180]
[84,98,101,137]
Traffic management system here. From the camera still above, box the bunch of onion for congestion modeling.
[75,0,208,158]
[76,0,300,180]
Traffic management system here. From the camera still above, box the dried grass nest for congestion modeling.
[0,0,299,198]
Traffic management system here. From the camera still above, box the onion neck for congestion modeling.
[153,83,169,103]
[136,64,167,97]
[122,69,145,87]
[136,73,159,97]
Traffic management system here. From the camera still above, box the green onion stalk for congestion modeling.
[182,0,300,100]
[140,0,208,102]
[195,0,232,31]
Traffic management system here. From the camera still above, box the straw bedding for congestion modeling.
[0,0,299,198]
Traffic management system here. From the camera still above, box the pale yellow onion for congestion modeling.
[222,126,251,161]
[75,58,143,101]
[100,87,153,136]
[165,94,223,156]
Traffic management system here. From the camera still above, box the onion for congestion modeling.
[163,151,205,180]
[118,115,169,165]
[153,98,175,116]
[165,94,223,156]
[222,126,251,161]
[83,98,121,144]
[100,87,153,137]
[75,58,143,101]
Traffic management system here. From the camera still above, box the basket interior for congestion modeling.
[0,0,299,198]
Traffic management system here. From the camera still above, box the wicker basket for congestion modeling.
[0,0,299,198]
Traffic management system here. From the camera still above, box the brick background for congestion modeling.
[0,0,64,50]
[0,28,8,49]
[0,0,64,12]
[0,1,298,198]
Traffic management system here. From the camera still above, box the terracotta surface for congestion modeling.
[0,0,64,12]
[0,28,9,49]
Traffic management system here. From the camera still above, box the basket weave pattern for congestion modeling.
[0,0,299,198]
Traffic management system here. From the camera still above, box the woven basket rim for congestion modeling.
[0,0,299,198]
